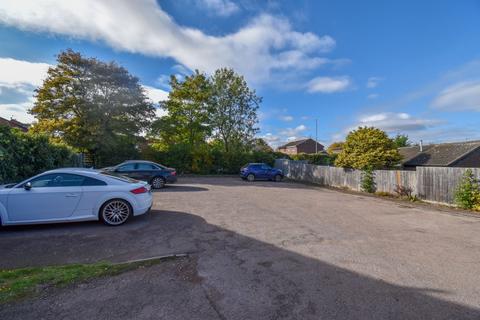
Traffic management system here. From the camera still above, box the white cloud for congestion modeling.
[0,0,336,85]
[280,115,293,122]
[279,124,307,139]
[366,76,382,88]
[354,112,441,132]
[432,81,480,112]
[143,85,169,103]
[307,76,351,93]
[367,93,379,99]
[0,57,50,88]
[195,0,239,17]
[332,112,444,144]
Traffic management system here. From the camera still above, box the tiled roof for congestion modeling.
[399,141,480,166]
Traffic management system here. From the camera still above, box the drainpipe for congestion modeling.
[419,140,423,152]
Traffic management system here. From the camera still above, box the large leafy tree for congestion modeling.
[30,50,155,166]
[209,68,260,152]
[393,134,411,148]
[152,71,212,148]
[335,127,401,169]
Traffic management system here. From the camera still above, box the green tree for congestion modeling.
[393,134,411,148]
[209,68,261,152]
[252,138,273,152]
[30,50,154,167]
[335,127,401,169]
[454,169,480,210]
[327,141,344,154]
[152,71,212,148]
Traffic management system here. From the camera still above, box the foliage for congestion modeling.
[0,126,76,184]
[335,127,401,169]
[454,169,480,210]
[152,71,212,148]
[394,185,419,202]
[0,258,167,304]
[30,49,155,167]
[393,134,411,148]
[290,153,336,166]
[252,138,273,152]
[209,68,261,152]
[360,168,376,193]
[327,141,344,154]
[141,140,283,174]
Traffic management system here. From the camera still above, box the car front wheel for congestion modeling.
[100,199,132,226]
[247,174,255,182]
[151,176,166,189]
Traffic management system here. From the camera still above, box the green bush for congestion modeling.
[361,168,376,193]
[0,126,77,183]
[290,153,336,165]
[141,142,285,174]
[454,169,480,210]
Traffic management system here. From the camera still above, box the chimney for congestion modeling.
[419,140,423,152]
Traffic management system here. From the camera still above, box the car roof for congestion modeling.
[248,163,267,165]
[44,168,100,175]
[122,160,156,164]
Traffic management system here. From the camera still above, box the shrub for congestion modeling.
[290,153,335,165]
[0,126,77,183]
[454,169,480,210]
[141,141,285,174]
[361,168,376,193]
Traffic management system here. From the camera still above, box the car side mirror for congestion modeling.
[24,182,32,190]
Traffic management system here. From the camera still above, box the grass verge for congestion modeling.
[0,258,170,304]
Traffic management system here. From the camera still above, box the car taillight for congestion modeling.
[171,171,176,176]
[130,186,148,194]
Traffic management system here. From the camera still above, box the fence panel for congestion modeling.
[274,159,480,206]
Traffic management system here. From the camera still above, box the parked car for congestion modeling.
[0,168,152,226]
[240,163,283,182]
[103,160,177,189]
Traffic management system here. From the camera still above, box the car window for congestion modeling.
[117,163,135,172]
[29,173,85,188]
[261,164,271,170]
[100,172,137,183]
[136,163,157,170]
[83,176,107,186]
[250,165,261,170]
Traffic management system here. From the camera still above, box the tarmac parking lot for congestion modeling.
[1,177,480,319]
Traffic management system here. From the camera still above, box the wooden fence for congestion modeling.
[275,159,480,205]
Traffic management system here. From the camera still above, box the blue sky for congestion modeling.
[1,0,480,147]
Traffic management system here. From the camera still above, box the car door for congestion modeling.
[115,163,137,179]
[135,163,157,181]
[251,165,266,179]
[260,164,273,179]
[7,173,84,222]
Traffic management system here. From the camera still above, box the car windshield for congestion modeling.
[99,171,138,183]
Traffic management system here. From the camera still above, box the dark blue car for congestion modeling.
[240,163,283,182]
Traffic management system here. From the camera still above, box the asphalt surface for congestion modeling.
[1,177,480,319]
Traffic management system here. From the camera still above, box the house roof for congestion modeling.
[399,140,480,167]
[0,116,30,132]
[277,138,323,149]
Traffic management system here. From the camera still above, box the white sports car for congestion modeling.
[0,168,153,226]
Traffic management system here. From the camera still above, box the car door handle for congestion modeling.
[65,193,79,198]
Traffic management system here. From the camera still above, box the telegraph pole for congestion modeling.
[315,118,318,154]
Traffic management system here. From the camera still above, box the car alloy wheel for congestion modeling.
[247,174,255,182]
[274,174,282,182]
[101,199,131,226]
[151,177,165,189]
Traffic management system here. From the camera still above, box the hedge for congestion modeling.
[141,143,287,174]
[0,126,77,184]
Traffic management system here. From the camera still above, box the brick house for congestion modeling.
[277,138,325,155]
[0,116,30,132]
[399,140,480,168]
